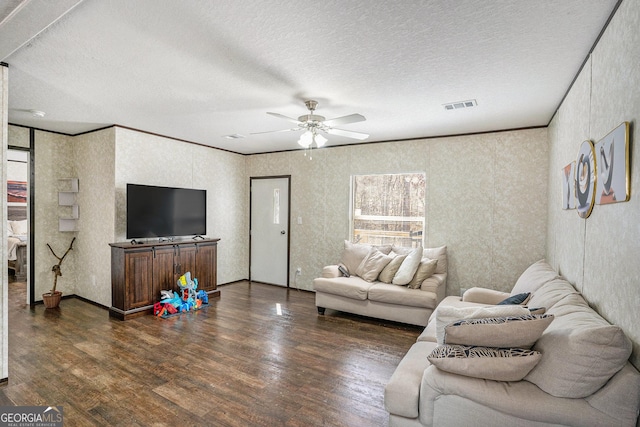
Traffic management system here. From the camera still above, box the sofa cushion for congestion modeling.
[420,365,640,427]
[525,299,632,398]
[444,314,554,349]
[392,247,423,285]
[378,252,407,283]
[407,258,438,289]
[526,278,583,310]
[510,259,560,296]
[355,248,392,282]
[435,305,531,344]
[368,283,437,309]
[421,245,447,275]
[312,276,373,301]
[340,240,392,275]
[428,345,542,381]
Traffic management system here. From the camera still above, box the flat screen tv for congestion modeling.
[126,184,206,239]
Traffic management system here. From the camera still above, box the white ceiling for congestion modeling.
[1,0,619,154]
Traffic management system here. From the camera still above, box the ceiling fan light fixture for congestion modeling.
[256,100,368,153]
[298,131,313,148]
[314,133,327,147]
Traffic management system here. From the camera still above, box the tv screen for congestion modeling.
[126,184,206,239]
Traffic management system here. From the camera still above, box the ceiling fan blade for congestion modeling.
[267,112,301,125]
[250,128,300,135]
[327,128,369,140]
[323,113,366,127]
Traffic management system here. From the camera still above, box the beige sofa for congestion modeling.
[385,260,640,427]
[313,243,448,327]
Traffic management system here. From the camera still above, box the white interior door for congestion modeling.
[250,177,290,286]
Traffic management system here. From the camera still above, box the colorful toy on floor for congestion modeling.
[154,272,209,318]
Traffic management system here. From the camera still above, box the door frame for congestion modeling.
[249,175,291,287]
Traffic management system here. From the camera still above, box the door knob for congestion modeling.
[280,230,286,235]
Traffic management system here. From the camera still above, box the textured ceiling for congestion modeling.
[1,0,619,154]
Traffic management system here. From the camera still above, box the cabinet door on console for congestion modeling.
[175,244,197,283]
[196,243,217,292]
[125,250,154,309]
[153,246,176,296]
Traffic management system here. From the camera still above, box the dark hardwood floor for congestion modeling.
[2,281,421,426]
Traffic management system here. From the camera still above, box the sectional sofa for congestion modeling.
[384,260,640,426]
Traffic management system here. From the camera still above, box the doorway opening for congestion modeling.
[7,146,33,306]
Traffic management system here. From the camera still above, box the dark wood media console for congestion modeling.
[109,238,220,320]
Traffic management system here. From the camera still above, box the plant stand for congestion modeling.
[43,291,62,309]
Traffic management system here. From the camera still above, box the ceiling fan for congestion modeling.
[252,100,369,148]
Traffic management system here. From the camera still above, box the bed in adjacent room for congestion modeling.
[8,220,27,281]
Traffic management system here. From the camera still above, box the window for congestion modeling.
[351,173,426,247]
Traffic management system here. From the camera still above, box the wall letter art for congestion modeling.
[576,140,596,218]
[595,122,630,205]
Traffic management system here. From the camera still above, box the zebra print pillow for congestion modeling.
[428,344,542,381]
[444,314,554,349]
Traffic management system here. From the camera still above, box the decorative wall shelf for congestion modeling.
[58,178,78,232]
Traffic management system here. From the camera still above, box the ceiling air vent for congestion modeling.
[443,99,477,111]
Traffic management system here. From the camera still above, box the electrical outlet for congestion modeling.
[296,267,302,275]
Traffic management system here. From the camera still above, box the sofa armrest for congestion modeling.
[420,273,447,303]
[321,265,341,279]
[462,287,510,305]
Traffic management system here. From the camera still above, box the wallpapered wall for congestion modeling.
[8,125,29,148]
[73,128,116,306]
[33,130,78,299]
[113,127,249,300]
[546,0,640,369]
[247,128,549,296]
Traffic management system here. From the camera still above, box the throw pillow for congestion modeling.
[444,314,554,349]
[421,245,447,275]
[378,252,407,284]
[340,240,372,275]
[407,258,438,289]
[374,244,393,255]
[355,248,393,282]
[435,305,531,345]
[392,247,423,285]
[390,245,448,275]
[428,344,542,381]
[497,292,531,305]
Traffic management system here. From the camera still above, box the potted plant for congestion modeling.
[43,237,75,309]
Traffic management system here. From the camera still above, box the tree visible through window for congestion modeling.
[351,173,425,247]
